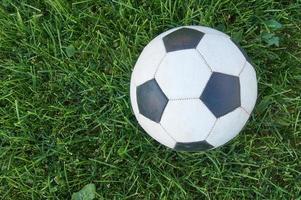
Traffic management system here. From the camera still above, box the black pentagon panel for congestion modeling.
[136,79,168,123]
[231,39,252,64]
[174,140,214,151]
[163,28,204,52]
[200,72,240,118]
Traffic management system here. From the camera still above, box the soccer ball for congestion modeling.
[130,26,257,151]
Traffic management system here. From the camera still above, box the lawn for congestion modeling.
[0,0,300,199]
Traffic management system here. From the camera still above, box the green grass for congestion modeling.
[0,0,300,199]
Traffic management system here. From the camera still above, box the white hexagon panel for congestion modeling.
[130,80,139,117]
[197,34,246,76]
[131,36,166,86]
[160,99,216,151]
[155,49,212,99]
[206,108,250,147]
[160,100,216,141]
[137,114,176,149]
[239,62,258,114]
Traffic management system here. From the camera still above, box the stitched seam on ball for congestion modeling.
[240,106,251,116]
[238,59,247,76]
[154,54,166,78]
[195,49,213,72]
[169,97,200,101]
[204,119,217,140]
[159,123,177,143]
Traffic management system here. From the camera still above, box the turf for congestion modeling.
[0,0,300,199]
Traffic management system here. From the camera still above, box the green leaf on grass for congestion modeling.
[265,19,282,30]
[232,31,243,43]
[261,32,280,47]
[71,184,96,200]
[65,45,76,57]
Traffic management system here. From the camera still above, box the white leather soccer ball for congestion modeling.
[130,26,257,151]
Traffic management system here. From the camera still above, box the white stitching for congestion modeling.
[169,97,200,101]
[154,54,166,78]
[238,59,247,76]
[240,106,251,116]
[159,123,177,143]
[204,119,218,140]
[195,48,213,72]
